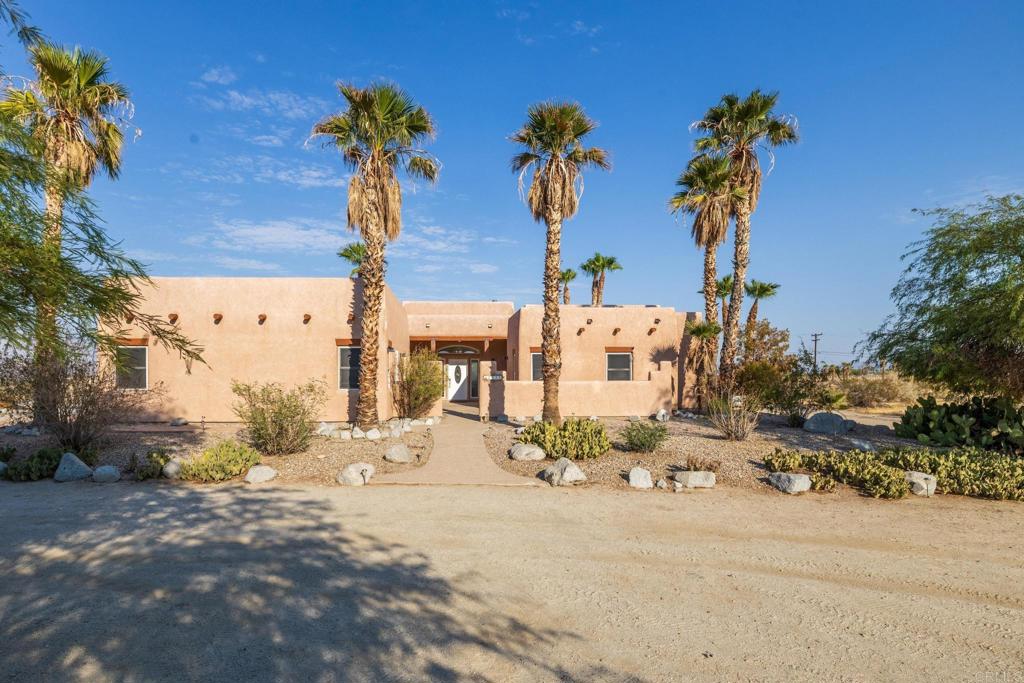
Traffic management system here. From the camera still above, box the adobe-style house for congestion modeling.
[114,277,698,422]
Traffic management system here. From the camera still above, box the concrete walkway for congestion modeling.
[377,403,543,487]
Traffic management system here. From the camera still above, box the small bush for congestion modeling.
[392,349,445,418]
[0,445,16,463]
[682,456,720,473]
[133,449,171,481]
[180,440,260,483]
[810,472,837,492]
[895,396,1024,453]
[838,374,915,408]
[519,418,611,460]
[231,379,327,455]
[763,449,802,473]
[5,447,62,481]
[735,361,783,403]
[621,422,668,453]
[707,394,760,441]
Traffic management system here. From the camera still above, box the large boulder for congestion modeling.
[508,443,546,461]
[769,472,811,494]
[92,465,121,483]
[674,471,716,489]
[628,467,653,489]
[162,459,183,480]
[53,453,92,482]
[365,428,382,441]
[244,465,278,484]
[384,444,415,464]
[338,462,375,486]
[542,457,586,487]
[803,412,856,435]
[905,471,937,497]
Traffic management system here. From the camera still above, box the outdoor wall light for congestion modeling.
[487,323,493,329]
[258,314,267,325]
[213,313,223,324]
[425,322,431,328]
[303,314,311,324]
[168,313,179,324]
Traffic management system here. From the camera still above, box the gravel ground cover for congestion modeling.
[484,411,914,490]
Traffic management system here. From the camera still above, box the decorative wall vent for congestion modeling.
[258,314,267,325]
[213,313,223,324]
[303,314,311,324]
[168,313,179,324]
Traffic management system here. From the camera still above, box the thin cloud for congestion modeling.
[200,89,328,120]
[213,255,283,272]
[569,20,602,37]
[200,66,237,85]
[189,217,345,254]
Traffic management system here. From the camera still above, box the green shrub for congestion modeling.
[133,449,171,481]
[5,447,62,481]
[838,374,915,408]
[769,447,1024,501]
[620,422,668,453]
[895,396,1024,453]
[231,379,327,455]
[810,473,837,492]
[682,456,720,473]
[0,445,16,463]
[392,349,445,418]
[519,418,611,460]
[180,440,260,483]
[735,361,784,403]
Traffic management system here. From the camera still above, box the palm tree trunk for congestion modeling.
[563,284,570,305]
[32,180,65,424]
[355,196,386,428]
[597,272,606,306]
[590,275,599,307]
[744,298,759,357]
[542,212,563,425]
[701,247,719,401]
[721,197,751,387]
[702,248,718,330]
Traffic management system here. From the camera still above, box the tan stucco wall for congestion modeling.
[403,300,514,340]
[114,277,402,422]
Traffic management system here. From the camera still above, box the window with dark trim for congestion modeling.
[531,352,542,381]
[606,352,632,381]
[339,346,361,389]
[116,346,148,389]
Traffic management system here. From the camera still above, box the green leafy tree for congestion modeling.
[312,82,439,427]
[693,90,797,386]
[579,252,622,306]
[559,267,577,304]
[510,101,609,424]
[863,195,1024,398]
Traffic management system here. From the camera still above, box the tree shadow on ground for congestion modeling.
[0,484,644,682]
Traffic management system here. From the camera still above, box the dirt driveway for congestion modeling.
[1,481,1021,682]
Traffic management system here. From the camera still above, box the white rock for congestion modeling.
[589,415,599,421]
[317,422,335,437]
[162,459,182,479]
[92,465,121,483]
[169,418,189,427]
[769,472,812,494]
[338,462,375,486]
[244,465,278,484]
[335,430,352,440]
[673,481,685,492]
[53,453,92,482]
[847,438,875,452]
[402,423,412,432]
[673,471,716,489]
[384,444,415,463]
[654,409,670,423]
[628,467,653,489]
[365,428,382,440]
[532,414,543,423]
[508,443,546,461]
[351,426,365,439]
[655,478,668,490]
[389,426,403,439]
[513,426,526,435]
[542,457,586,486]
[905,470,937,497]
[629,415,642,423]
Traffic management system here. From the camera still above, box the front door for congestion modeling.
[446,360,470,401]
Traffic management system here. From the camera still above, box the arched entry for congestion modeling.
[438,345,479,402]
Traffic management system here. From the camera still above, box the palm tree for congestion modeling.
[559,267,577,304]
[693,90,797,386]
[744,279,780,331]
[670,154,745,339]
[684,320,722,412]
[579,252,622,306]
[510,101,609,424]
[1,43,131,248]
[699,274,733,330]
[338,241,367,277]
[312,82,438,427]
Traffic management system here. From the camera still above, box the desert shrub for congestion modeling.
[810,473,837,492]
[231,379,327,455]
[132,449,171,481]
[837,374,915,408]
[620,422,668,453]
[735,361,783,403]
[0,445,15,463]
[180,440,260,483]
[392,349,444,418]
[763,449,802,473]
[5,446,62,481]
[0,347,158,452]
[707,394,760,441]
[682,456,720,473]
[815,389,849,413]
[895,396,1024,453]
[518,418,611,460]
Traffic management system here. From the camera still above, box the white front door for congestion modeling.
[446,360,469,401]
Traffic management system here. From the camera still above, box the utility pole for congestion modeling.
[811,332,823,373]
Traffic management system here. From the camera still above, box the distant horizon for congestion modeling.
[7,0,1023,364]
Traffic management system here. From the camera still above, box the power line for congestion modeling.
[811,332,823,373]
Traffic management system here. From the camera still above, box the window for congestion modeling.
[116,346,148,389]
[531,352,542,381]
[339,346,361,389]
[606,352,632,381]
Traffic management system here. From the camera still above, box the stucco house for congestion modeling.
[113,277,698,422]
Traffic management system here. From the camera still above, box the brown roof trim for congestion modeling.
[529,346,541,353]
[335,338,360,346]
[117,337,149,347]
[605,346,633,353]
[410,335,505,342]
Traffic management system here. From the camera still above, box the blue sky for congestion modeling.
[7,1,1024,360]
